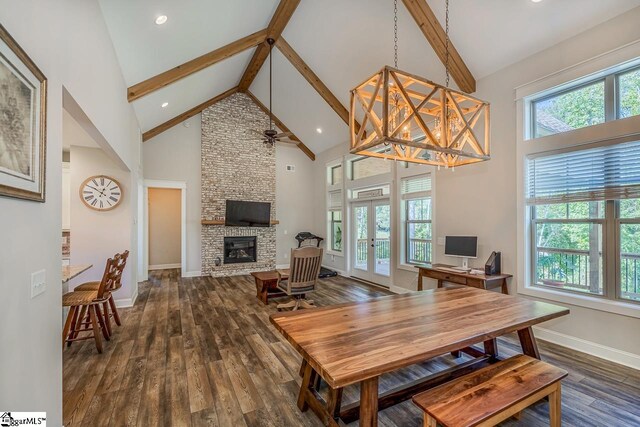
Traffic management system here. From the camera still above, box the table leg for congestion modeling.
[518,327,540,359]
[484,338,499,359]
[298,361,314,412]
[360,377,379,427]
[327,387,343,422]
[418,269,424,291]
[437,279,443,289]
[501,278,509,294]
[299,359,307,377]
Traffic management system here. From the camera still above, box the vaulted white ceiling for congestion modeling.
[99,0,640,155]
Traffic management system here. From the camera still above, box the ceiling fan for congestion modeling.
[250,38,297,147]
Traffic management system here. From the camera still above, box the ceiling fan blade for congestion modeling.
[276,138,299,145]
[273,132,293,139]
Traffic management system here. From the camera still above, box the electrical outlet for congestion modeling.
[284,230,288,235]
[284,253,288,259]
[31,269,46,298]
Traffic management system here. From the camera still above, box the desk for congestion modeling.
[251,269,289,304]
[270,287,568,426]
[416,263,512,294]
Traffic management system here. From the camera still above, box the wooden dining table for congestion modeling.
[270,286,569,426]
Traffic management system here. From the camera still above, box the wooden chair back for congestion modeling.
[96,257,118,300]
[286,247,323,293]
[111,250,129,291]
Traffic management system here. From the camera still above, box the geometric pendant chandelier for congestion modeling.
[349,0,491,169]
[349,66,490,168]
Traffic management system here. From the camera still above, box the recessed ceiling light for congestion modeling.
[316,128,322,134]
[155,15,168,25]
[531,0,542,3]
[161,102,169,108]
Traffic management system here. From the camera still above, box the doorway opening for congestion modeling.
[143,180,186,277]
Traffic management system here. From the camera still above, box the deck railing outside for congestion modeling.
[356,238,431,264]
[536,246,640,300]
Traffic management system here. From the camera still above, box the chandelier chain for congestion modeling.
[445,0,450,87]
[394,0,398,68]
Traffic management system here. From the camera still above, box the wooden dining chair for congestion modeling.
[276,247,323,311]
[73,250,128,330]
[62,256,119,353]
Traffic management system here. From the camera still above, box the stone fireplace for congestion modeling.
[201,93,276,276]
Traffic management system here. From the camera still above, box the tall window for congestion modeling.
[401,174,432,264]
[328,189,342,253]
[530,63,640,139]
[350,155,391,180]
[527,140,640,302]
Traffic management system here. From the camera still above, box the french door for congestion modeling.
[351,199,391,286]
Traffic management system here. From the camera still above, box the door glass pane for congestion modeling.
[533,80,605,138]
[534,221,603,295]
[618,68,640,119]
[374,204,390,276]
[354,206,368,271]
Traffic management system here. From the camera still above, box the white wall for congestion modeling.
[0,1,140,423]
[143,114,316,272]
[275,144,317,265]
[435,8,640,361]
[143,116,202,275]
[69,147,136,303]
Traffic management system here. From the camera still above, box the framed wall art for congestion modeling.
[0,24,47,202]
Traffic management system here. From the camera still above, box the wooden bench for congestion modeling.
[412,354,567,427]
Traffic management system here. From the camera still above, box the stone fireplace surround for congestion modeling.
[201,93,277,277]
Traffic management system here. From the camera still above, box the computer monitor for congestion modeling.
[444,236,478,270]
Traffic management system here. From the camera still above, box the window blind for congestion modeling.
[328,190,342,210]
[401,174,431,198]
[527,139,640,205]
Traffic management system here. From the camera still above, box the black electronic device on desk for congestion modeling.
[485,251,502,275]
[295,232,324,248]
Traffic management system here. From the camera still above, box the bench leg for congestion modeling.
[424,414,438,427]
[550,383,562,427]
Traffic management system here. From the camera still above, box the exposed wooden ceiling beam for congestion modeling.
[237,0,301,91]
[275,37,361,133]
[401,0,476,93]
[142,87,238,142]
[128,29,267,102]
[245,90,315,161]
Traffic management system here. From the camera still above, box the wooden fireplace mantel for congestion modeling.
[201,219,280,225]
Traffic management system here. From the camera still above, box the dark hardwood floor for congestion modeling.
[63,270,640,426]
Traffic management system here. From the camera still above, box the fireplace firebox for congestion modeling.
[224,236,257,264]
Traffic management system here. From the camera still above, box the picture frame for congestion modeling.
[0,24,47,202]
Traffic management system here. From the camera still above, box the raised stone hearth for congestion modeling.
[201,92,276,277]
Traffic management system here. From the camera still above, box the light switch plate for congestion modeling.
[31,269,46,298]
[437,237,445,246]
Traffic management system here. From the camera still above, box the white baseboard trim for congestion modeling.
[114,287,138,308]
[182,270,202,278]
[533,326,640,370]
[149,263,181,270]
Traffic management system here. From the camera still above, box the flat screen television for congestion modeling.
[225,200,271,227]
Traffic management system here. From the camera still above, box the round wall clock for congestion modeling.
[80,175,123,211]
